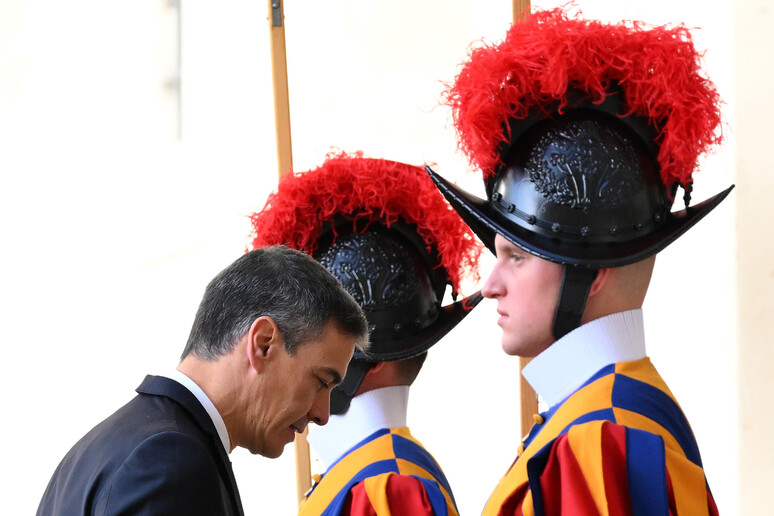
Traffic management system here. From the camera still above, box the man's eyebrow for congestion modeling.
[319,367,343,386]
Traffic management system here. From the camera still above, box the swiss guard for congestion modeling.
[427,8,732,516]
[250,153,482,516]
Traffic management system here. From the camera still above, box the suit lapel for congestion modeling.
[136,375,245,516]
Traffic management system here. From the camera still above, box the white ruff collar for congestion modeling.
[307,385,409,469]
[523,309,647,408]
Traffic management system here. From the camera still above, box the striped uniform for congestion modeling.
[484,358,718,516]
[299,427,458,516]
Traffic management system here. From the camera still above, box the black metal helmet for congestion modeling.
[250,153,483,413]
[429,9,733,339]
[429,94,733,269]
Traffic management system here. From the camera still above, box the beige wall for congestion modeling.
[736,0,774,512]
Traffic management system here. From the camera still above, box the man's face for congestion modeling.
[244,321,355,458]
[482,234,564,357]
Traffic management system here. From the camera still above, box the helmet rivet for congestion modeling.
[654,212,663,223]
[581,226,590,236]
[609,226,618,236]
[506,203,515,213]
[634,222,643,231]
[551,222,561,233]
[527,215,537,225]
[492,192,502,202]
[393,323,403,332]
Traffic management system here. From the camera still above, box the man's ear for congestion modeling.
[245,316,283,373]
[587,268,611,298]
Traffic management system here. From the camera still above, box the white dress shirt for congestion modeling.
[166,369,231,454]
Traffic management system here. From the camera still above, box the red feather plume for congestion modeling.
[446,7,723,193]
[249,152,482,292]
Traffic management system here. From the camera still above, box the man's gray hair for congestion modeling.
[181,246,368,360]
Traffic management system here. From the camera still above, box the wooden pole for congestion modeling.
[512,0,539,439]
[268,0,294,178]
[293,428,311,504]
[519,357,537,436]
[267,0,310,505]
[513,0,531,23]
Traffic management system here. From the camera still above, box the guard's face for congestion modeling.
[245,321,354,458]
[482,234,564,357]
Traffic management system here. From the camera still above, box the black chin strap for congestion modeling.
[552,266,598,341]
[329,359,376,415]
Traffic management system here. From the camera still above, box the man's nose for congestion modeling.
[482,265,504,299]
[309,390,331,427]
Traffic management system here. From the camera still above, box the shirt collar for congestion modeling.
[307,385,409,469]
[166,369,231,454]
[522,309,647,408]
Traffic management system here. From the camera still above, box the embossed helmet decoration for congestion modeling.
[427,8,734,339]
[250,152,483,413]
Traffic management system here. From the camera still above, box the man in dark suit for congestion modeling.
[37,246,369,516]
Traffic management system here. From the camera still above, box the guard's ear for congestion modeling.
[245,316,283,373]
[587,268,611,298]
[364,361,386,377]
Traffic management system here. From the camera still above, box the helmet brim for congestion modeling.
[355,291,483,361]
[426,166,734,269]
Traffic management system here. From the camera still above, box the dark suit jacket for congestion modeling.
[37,375,244,516]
